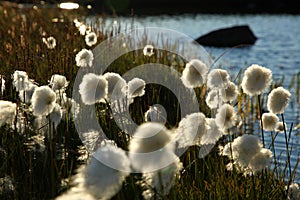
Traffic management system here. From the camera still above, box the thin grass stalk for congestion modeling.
[249,96,255,133]
[290,157,300,184]
[257,95,265,148]
[269,131,278,173]
[281,114,291,178]
[288,122,293,144]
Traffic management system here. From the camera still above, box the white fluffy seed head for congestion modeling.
[175,112,207,148]
[12,70,30,91]
[129,122,171,153]
[85,144,130,199]
[75,49,94,67]
[49,74,69,91]
[181,59,208,88]
[224,140,266,175]
[103,72,127,101]
[215,103,237,130]
[85,32,97,47]
[0,100,17,127]
[31,86,56,116]
[207,69,230,89]
[227,134,264,169]
[205,89,223,109]
[79,73,108,105]
[129,122,177,173]
[267,86,291,114]
[143,44,154,57]
[241,64,272,96]
[126,77,146,98]
[201,118,224,145]
[261,113,279,131]
[221,81,238,102]
[232,135,262,157]
[144,104,167,124]
[248,148,272,174]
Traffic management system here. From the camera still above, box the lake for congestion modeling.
[88,14,300,179]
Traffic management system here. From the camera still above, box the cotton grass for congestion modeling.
[31,86,56,116]
[126,77,146,98]
[143,45,154,57]
[201,118,224,145]
[215,103,238,130]
[0,100,17,127]
[129,122,176,172]
[222,134,262,166]
[12,70,29,91]
[75,49,94,67]
[129,122,172,153]
[261,113,279,131]
[221,134,272,174]
[241,64,272,96]
[205,89,222,109]
[144,104,167,124]
[49,74,69,91]
[85,143,130,199]
[85,32,97,47]
[57,143,131,200]
[79,73,108,105]
[103,72,126,101]
[0,7,295,198]
[248,148,272,174]
[181,59,208,88]
[175,112,207,148]
[73,19,88,35]
[220,81,238,102]
[267,86,291,114]
[207,69,230,89]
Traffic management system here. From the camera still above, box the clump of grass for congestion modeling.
[0,3,300,200]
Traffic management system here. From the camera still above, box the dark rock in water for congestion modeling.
[196,25,257,47]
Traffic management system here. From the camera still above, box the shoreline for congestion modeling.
[2,1,300,16]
